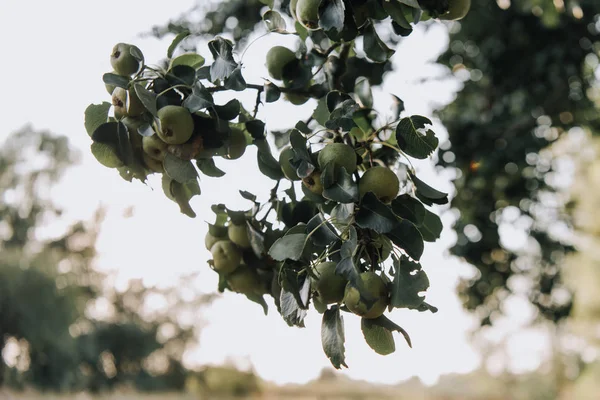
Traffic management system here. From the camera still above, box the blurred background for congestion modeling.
[1,0,600,399]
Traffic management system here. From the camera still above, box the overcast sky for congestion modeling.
[0,0,550,386]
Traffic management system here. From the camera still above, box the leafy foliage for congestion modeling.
[436,0,600,326]
[84,0,477,369]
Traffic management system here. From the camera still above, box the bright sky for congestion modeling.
[0,0,551,387]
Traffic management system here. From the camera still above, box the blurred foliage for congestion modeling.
[436,0,600,325]
[0,127,213,392]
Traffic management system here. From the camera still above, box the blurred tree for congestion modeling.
[435,0,600,325]
[0,126,213,392]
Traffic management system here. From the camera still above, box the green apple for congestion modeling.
[439,0,471,20]
[317,143,357,173]
[296,0,321,31]
[227,265,266,295]
[311,262,347,304]
[228,222,251,249]
[223,128,247,160]
[302,170,323,195]
[142,153,164,174]
[111,87,128,118]
[358,166,400,203]
[111,87,145,118]
[211,240,242,275]
[142,135,168,161]
[205,229,228,251]
[279,147,300,181]
[343,271,389,319]
[284,92,309,105]
[266,46,297,81]
[110,43,143,76]
[156,105,194,145]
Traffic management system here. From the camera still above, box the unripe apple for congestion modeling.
[439,0,471,20]
[111,87,145,118]
[111,87,128,118]
[279,147,301,181]
[302,170,323,195]
[227,265,266,295]
[296,0,321,31]
[156,105,194,145]
[311,262,347,304]
[284,92,310,105]
[228,222,251,249]
[110,43,143,76]
[223,128,247,160]
[205,229,228,251]
[211,240,242,275]
[317,143,357,173]
[142,153,164,173]
[142,135,168,161]
[343,271,389,319]
[358,166,400,203]
[266,46,297,81]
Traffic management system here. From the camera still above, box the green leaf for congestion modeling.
[306,214,339,246]
[263,10,287,32]
[213,99,240,121]
[171,179,201,218]
[391,95,405,121]
[246,120,266,139]
[321,305,348,369]
[91,122,133,166]
[289,129,316,178]
[355,78,373,109]
[331,203,354,230]
[383,0,412,30]
[361,318,395,355]
[390,256,429,309]
[167,30,190,58]
[399,0,421,8]
[90,142,124,168]
[133,84,158,117]
[257,144,285,180]
[265,81,281,103]
[396,116,438,159]
[418,209,443,242]
[84,102,111,137]
[313,97,330,126]
[363,22,395,63]
[170,52,205,70]
[321,164,359,204]
[391,194,426,225]
[409,172,449,205]
[368,315,412,348]
[208,36,238,82]
[246,293,268,315]
[224,67,247,91]
[196,158,225,177]
[319,0,345,33]
[164,153,198,183]
[386,220,424,261]
[280,275,310,327]
[102,73,130,89]
[268,234,308,261]
[168,65,196,86]
[335,227,373,308]
[183,82,214,113]
[247,222,266,257]
[356,192,399,233]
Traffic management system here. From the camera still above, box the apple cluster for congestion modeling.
[84,0,467,368]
